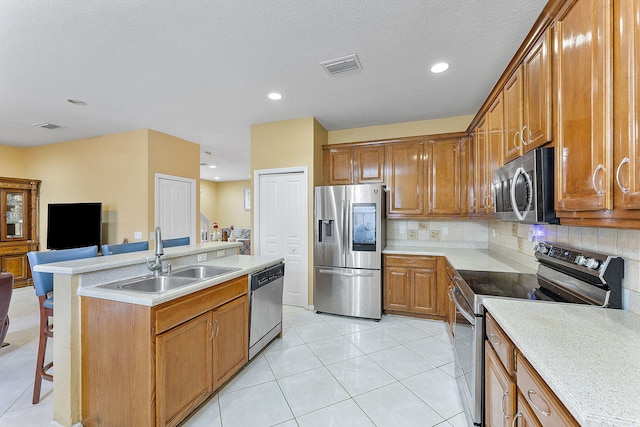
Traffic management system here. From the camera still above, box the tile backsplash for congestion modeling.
[387,219,640,314]
[487,221,640,314]
[387,219,488,248]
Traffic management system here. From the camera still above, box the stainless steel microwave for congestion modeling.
[493,147,558,224]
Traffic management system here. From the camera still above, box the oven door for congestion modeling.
[453,284,483,426]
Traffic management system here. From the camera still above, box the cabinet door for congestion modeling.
[555,0,613,211]
[1,252,28,281]
[474,117,490,214]
[386,142,425,216]
[514,390,543,427]
[323,147,353,185]
[613,0,640,209]
[523,29,552,151]
[503,68,524,163]
[460,136,475,216]
[213,295,248,388]
[383,267,410,311]
[355,145,385,183]
[1,190,28,241]
[485,344,516,427]
[487,94,504,213]
[156,312,213,427]
[410,267,438,315]
[427,139,461,215]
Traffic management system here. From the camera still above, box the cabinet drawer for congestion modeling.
[384,255,436,268]
[516,352,578,427]
[156,275,247,334]
[486,313,515,375]
[0,245,29,255]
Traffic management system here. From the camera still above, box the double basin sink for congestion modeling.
[99,265,241,293]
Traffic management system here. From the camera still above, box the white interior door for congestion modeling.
[256,169,308,308]
[155,174,196,242]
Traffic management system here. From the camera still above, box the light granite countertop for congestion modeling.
[383,245,537,274]
[33,241,282,306]
[483,298,640,427]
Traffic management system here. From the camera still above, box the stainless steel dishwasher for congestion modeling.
[248,262,285,359]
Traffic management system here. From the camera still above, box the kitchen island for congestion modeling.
[32,242,282,427]
[483,298,640,426]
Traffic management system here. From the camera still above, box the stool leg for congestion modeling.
[33,303,53,404]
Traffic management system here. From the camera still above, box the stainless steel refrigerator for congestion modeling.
[313,184,386,320]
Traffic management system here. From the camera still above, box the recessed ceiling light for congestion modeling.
[214,177,220,180]
[209,165,216,169]
[430,62,450,73]
[268,92,283,100]
[67,98,87,106]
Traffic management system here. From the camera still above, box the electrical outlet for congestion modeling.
[442,226,448,236]
[134,231,142,239]
[217,250,226,258]
[197,253,208,262]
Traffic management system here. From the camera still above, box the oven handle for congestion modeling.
[452,284,476,326]
[510,166,533,221]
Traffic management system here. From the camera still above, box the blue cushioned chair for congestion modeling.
[27,245,98,404]
[102,241,149,256]
[161,236,190,248]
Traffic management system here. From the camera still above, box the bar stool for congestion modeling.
[27,245,98,404]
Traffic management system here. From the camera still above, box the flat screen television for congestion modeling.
[47,202,103,250]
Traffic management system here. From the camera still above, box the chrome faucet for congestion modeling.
[146,226,165,276]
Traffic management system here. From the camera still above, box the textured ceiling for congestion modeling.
[0,0,548,181]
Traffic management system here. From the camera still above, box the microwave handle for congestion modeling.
[510,166,533,221]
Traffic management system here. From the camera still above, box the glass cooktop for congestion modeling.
[456,270,559,302]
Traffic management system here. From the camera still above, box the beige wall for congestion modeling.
[25,130,150,247]
[327,114,474,144]
[147,129,201,241]
[200,179,219,229]
[0,145,29,178]
[215,180,251,229]
[251,117,327,304]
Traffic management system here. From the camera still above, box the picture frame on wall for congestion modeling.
[244,188,251,210]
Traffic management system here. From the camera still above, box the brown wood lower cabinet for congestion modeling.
[485,313,579,427]
[82,275,249,427]
[383,255,447,318]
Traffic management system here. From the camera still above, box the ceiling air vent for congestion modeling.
[32,122,61,130]
[320,54,362,75]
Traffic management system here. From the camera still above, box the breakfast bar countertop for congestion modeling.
[383,245,537,274]
[483,298,640,427]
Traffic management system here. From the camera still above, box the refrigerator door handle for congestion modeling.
[317,269,375,278]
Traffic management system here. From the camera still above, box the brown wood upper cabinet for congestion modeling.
[613,0,640,210]
[473,115,490,214]
[427,138,461,215]
[386,141,425,217]
[474,96,501,216]
[323,144,385,185]
[503,27,552,165]
[555,0,613,212]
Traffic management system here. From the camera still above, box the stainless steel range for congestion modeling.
[452,242,624,426]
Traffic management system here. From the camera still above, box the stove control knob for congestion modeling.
[585,258,601,270]
[575,255,588,266]
[535,243,549,254]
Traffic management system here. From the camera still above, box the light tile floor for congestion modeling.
[0,288,473,427]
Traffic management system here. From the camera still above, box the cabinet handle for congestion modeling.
[520,125,529,146]
[511,412,522,427]
[489,333,503,347]
[527,389,551,417]
[501,391,509,419]
[209,321,214,341]
[591,164,606,196]
[616,157,630,195]
[513,131,521,150]
[215,318,219,337]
